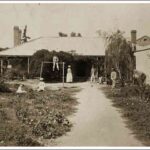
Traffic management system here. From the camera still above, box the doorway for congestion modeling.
[75,60,90,81]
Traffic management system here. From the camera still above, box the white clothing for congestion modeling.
[91,74,95,83]
[16,85,26,94]
[90,67,95,83]
[66,68,73,83]
[53,56,59,71]
[111,71,117,88]
[37,81,46,91]
[111,71,117,80]
[99,77,102,84]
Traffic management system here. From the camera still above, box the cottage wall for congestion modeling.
[135,51,150,84]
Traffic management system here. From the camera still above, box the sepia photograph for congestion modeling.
[0,1,150,147]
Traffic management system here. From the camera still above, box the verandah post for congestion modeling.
[27,57,30,75]
[62,62,65,87]
[40,61,44,79]
[0,59,3,75]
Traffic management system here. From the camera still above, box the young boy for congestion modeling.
[37,78,46,92]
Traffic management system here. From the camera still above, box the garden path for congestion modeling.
[54,82,143,146]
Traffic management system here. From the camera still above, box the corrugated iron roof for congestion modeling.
[136,44,150,51]
[0,37,106,57]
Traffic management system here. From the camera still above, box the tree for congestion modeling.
[58,32,68,37]
[0,47,9,51]
[70,32,76,37]
[98,30,135,84]
[22,25,31,43]
[77,33,82,37]
[30,49,52,78]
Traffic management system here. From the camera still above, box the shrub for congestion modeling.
[0,80,11,93]
[30,50,74,81]
[3,68,28,80]
[99,30,135,84]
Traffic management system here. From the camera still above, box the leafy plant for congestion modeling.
[98,30,135,84]
[30,49,74,81]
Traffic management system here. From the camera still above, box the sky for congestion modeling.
[0,3,150,47]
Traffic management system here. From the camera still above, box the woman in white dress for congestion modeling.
[66,65,73,83]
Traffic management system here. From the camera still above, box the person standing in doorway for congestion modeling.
[66,65,73,83]
[111,68,117,89]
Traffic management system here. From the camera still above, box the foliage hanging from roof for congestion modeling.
[29,49,74,81]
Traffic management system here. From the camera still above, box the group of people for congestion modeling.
[16,65,73,94]
[90,65,103,84]
[17,64,118,93]
[16,77,46,94]
[90,65,117,89]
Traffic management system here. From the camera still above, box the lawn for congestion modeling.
[101,85,150,146]
[0,82,80,146]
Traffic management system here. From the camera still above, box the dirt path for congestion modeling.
[52,82,143,146]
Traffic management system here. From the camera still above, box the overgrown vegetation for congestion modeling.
[3,57,29,80]
[30,50,97,82]
[0,82,80,146]
[97,29,150,145]
[0,80,11,93]
[98,30,135,84]
[30,49,74,81]
[101,84,150,146]
[1,49,99,82]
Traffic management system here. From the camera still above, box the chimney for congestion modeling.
[14,26,21,47]
[18,29,22,45]
[131,30,137,44]
[131,30,137,52]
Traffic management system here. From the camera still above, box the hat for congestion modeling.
[7,65,12,69]
[40,77,44,81]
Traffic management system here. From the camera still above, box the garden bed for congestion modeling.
[101,85,150,146]
[0,83,80,146]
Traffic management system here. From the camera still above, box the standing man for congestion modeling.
[111,68,117,88]
[90,65,95,86]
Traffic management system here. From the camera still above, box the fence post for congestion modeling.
[27,57,30,75]
[1,59,3,75]
[40,61,44,79]
[62,62,65,87]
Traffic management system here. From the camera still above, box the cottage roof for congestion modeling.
[0,37,106,57]
[137,35,150,42]
[136,44,150,51]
